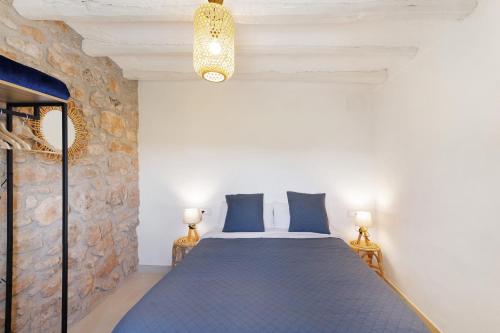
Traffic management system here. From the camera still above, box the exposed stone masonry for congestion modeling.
[0,0,140,331]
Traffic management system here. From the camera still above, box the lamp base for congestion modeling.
[187,224,200,243]
[356,226,371,245]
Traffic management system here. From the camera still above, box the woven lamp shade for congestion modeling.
[193,0,235,83]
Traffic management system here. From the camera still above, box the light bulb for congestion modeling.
[208,40,222,55]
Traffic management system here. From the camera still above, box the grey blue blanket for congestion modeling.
[113,238,429,333]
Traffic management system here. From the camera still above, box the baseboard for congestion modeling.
[138,265,171,274]
[383,278,441,333]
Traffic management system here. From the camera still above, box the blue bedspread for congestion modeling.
[114,238,429,333]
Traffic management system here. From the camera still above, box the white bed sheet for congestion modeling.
[202,228,340,239]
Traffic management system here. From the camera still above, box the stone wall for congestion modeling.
[0,0,140,331]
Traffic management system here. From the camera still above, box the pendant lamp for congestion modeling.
[193,0,235,83]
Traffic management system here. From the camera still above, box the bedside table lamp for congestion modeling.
[354,211,373,245]
[183,208,203,242]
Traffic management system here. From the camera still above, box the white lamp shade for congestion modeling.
[183,208,203,225]
[354,211,373,227]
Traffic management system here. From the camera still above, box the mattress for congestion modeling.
[113,236,429,333]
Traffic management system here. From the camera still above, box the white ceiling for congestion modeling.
[13,0,478,84]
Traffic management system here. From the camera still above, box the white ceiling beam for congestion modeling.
[83,38,417,59]
[82,39,192,56]
[71,20,452,53]
[13,0,477,24]
[71,22,193,46]
[235,71,388,84]
[123,69,388,85]
[109,52,412,73]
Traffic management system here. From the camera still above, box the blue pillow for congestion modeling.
[287,191,330,234]
[223,194,265,232]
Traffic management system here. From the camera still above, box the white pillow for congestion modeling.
[217,201,274,231]
[273,202,290,229]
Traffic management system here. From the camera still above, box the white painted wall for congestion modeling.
[138,4,500,329]
[373,1,500,332]
[138,81,375,265]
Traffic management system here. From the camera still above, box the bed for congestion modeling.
[113,230,429,333]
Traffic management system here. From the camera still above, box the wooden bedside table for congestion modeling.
[349,240,385,277]
[172,236,198,267]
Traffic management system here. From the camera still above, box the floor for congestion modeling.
[69,266,169,333]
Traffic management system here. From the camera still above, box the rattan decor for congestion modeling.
[30,101,89,162]
[193,0,235,82]
[172,236,198,267]
[349,240,385,277]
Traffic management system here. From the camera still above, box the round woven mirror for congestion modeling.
[30,102,89,161]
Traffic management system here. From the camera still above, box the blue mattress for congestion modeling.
[0,55,69,100]
[114,238,429,333]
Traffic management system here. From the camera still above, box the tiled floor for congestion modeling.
[70,266,169,333]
